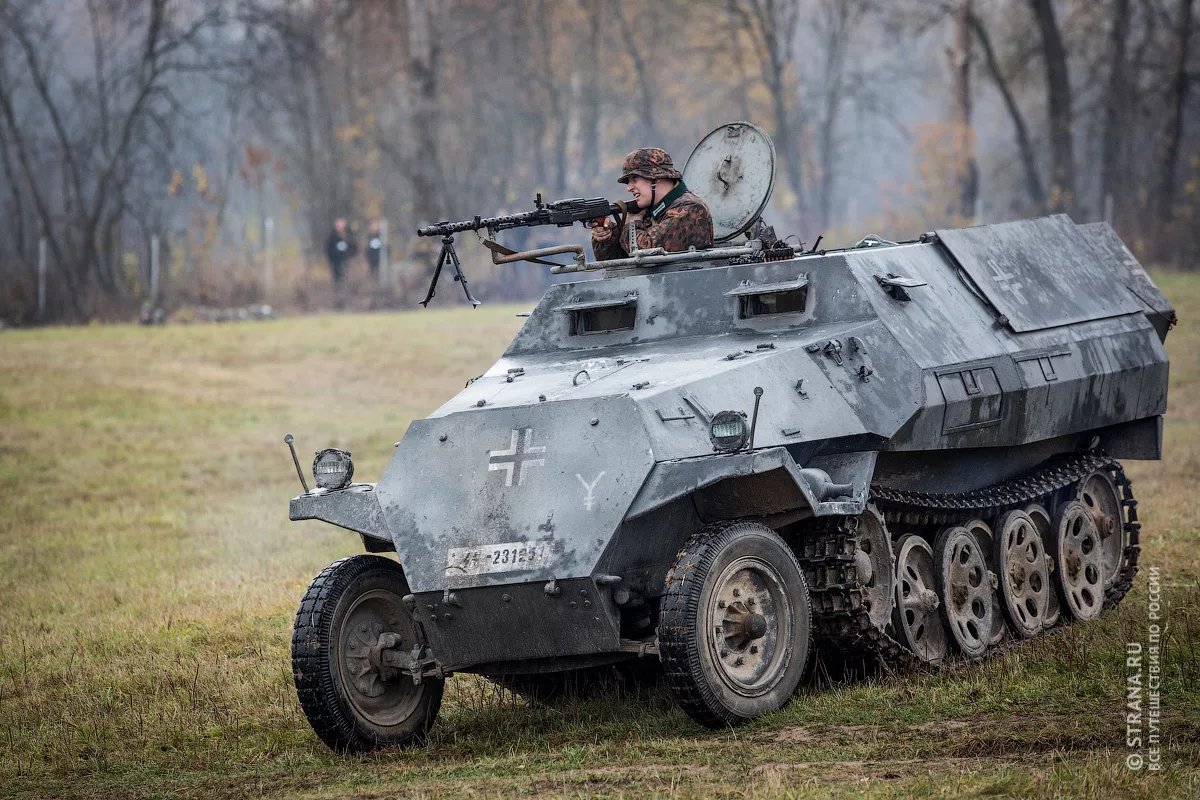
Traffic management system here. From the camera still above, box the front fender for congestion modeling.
[289,484,393,547]
[625,447,876,520]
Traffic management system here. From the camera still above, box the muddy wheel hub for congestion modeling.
[994,510,1052,638]
[708,557,790,693]
[335,589,423,727]
[891,535,949,665]
[1052,500,1105,621]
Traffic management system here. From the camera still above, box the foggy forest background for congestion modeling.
[0,0,1197,324]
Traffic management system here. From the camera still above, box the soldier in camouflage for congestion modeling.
[590,147,714,261]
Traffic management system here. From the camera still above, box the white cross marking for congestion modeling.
[987,258,1024,294]
[488,428,546,487]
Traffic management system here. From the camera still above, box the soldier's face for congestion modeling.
[625,176,655,209]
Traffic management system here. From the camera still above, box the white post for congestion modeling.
[1104,194,1114,225]
[37,237,47,319]
[150,235,160,305]
[379,218,389,291]
[264,217,275,299]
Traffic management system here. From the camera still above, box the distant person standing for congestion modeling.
[364,221,383,279]
[324,218,357,286]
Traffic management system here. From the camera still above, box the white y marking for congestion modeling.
[575,471,605,511]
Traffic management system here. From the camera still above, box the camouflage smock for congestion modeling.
[591,187,714,261]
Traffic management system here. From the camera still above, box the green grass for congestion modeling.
[1,275,1199,799]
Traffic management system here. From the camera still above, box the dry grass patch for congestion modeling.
[1,275,1198,799]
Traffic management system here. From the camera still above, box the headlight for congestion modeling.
[313,448,354,490]
[709,411,749,452]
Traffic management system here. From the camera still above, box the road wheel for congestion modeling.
[292,555,443,753]
[658,521,813,728]
[962,518,1007,646]
[933,525,994,659]
[1077,469,1125,590]
[994,510,1053,638]
[891,534,949,665]
[1051,500,1105,621]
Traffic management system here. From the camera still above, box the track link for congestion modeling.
[795,452,1140,671]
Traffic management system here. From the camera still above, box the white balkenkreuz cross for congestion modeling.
[488,428,546,487]
[986,257,1024,295]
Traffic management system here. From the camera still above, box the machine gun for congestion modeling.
[416,194,636,307]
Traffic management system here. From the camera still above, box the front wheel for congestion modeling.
[658,521,813,728]
[292,555,443,753]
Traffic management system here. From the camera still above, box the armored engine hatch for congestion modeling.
[683,121,776,243]
[936,215,1141,333]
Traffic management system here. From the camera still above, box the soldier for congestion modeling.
[590,147,713,261]
[325,217,358,286]
[364,221,384,278]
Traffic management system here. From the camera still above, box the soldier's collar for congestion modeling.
[649,180,688,222]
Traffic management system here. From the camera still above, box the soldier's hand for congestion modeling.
[589,217,616,241]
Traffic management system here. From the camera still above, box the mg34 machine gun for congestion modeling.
[415,195,637,307]
[282,122,1174,753]
[416,124,793,306]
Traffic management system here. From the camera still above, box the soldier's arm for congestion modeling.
[590,220,627,261]
[637,202,714,253]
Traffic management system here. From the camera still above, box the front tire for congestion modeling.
[658,521,813,728]
[292,555,444,753]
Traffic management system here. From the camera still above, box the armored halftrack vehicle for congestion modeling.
[285,123,1173,752]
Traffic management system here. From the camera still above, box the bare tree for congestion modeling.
[0,0,225,319]
[970,10,1047,213]
[1099,0,1132,220]
[1029,0,1075,212]
[1152,0,1196,256]
[951,0,979,218]
[725,0,806,218]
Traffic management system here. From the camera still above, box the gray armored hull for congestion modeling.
[288,214,1172,748]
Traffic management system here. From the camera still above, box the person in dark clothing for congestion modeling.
[325,217,358,285]
[364,221,383,278]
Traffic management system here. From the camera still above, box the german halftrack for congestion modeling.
[285,123,1174,751]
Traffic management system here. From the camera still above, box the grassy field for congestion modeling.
[1,273,1198,799]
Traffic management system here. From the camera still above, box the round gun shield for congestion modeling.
[682,121,776,243]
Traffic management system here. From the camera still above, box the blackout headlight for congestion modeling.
[709,411,749,452]
[313,448,354,490]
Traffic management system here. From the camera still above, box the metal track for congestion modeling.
[794,453,1140,672]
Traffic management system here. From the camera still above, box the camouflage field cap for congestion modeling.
[618,147,682,184]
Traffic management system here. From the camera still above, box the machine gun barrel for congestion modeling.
[417,196,633,238]
[415,194,636,307]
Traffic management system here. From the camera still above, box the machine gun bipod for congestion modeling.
[420,232,480,308]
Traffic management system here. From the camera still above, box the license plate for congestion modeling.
[445,540,560,576]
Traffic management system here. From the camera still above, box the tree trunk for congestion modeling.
[615,5,660,144]
[576,1,602,188]
[406,0,445,221]
[971,13,1046,213]
[535,0,569,197]
[1153,0,1195,260]
[726,0,804,221]
[951,0,978,220]
[1099,0,1131,222]
[1029,0,1074,213]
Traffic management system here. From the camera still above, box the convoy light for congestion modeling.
[313,448,354,490]
[709,411,749,452]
